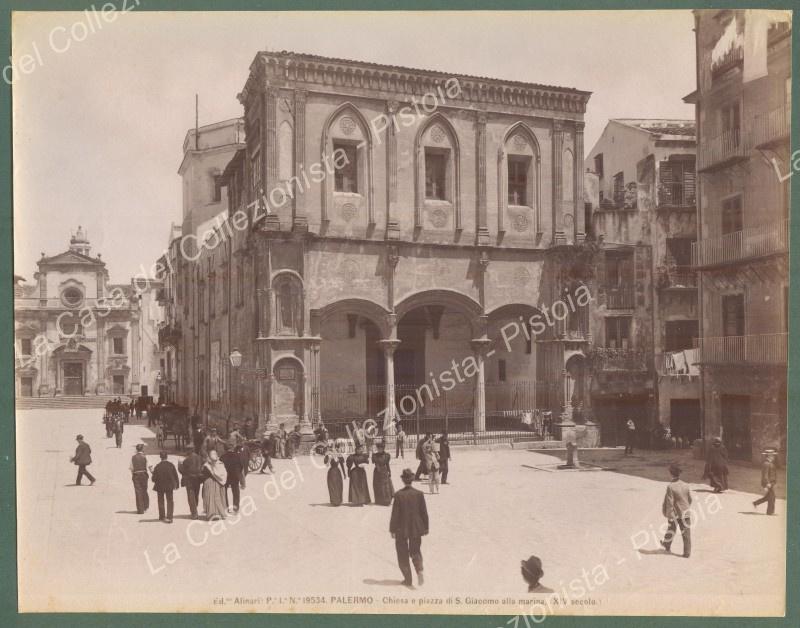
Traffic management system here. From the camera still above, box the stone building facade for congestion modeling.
[585,119,699,447]
[165,51,594,436]
[688,10,790,462]
[14,228,163,399]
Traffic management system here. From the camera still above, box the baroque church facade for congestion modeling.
[14,228,163,399]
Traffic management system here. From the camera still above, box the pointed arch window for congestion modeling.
[320,104,374,225]
[498,124,541,234]
[415,115,461,230]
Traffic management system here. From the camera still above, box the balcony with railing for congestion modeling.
[594,348,649,372]
[657,266,698,290]
[604,285,635,310]
[697,127,748,172]
[158,322,182,348]
[691,220,789,268]
[751,104,790,149]
[711,44,744,79]
[656,349,700,377]
[695,333,787,365]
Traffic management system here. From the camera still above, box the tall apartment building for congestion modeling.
[585,119,700,447]
[688,9,790,461]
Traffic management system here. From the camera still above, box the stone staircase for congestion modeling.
[15,395,132,411]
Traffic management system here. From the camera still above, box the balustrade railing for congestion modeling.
[695,333,787,365]
[691,220,788,267]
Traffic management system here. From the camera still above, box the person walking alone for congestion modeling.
[753,448,778,515]
[151,452,179,523]
[624,419,636,454]
[71,435,95,486]
[390,468,429,588]
[660,464,692,558]
[130,443,149,513]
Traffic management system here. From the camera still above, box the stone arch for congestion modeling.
[316,298,391,338]
[320,102,375,225]
[395,289,481,335]
[414,112,461,230]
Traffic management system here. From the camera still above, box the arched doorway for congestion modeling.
[394,291,480,432]
[317,299,389,420]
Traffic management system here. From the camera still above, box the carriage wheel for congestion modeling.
[248,452,264,472]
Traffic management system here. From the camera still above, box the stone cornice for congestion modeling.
[239,51,591,115]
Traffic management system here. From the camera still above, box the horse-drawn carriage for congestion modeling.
[152,404,190,450]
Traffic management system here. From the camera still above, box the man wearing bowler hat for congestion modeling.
[390,468,429,587]
[753,448,778,515]
[660,463,692,558]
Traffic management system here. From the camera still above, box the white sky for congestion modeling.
[12,10,695,283]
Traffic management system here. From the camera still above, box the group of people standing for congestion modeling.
[413,432,451,494]
[324,440,395,507]
[126,422,256,523]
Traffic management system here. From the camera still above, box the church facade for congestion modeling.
[14,228,163,399]
[165,51,595,436]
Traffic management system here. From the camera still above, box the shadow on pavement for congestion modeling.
[363,579,408,587]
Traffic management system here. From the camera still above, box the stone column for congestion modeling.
[378,339,401,430]
[265,87,278,203]
[131,313,140,395]
[476,110,489,245]
[471,338,492,432]
[310,340,321,423]
[574,121,585,242]
[552,120,565,243]
[386,101,400,240]
[96,319,106,394]
[293,89,308,232]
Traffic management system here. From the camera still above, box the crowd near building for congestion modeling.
[16,10,788,463]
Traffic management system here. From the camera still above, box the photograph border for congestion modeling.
[0,0,797,626]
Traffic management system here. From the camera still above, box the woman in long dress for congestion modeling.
[346,452,371,506]
[325,451,346,506]
[371,441,395,505]
[426,439,440,494]
[201,450,228,520]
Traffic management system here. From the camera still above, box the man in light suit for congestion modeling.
[390,468,429,587]
[660,463,692,558]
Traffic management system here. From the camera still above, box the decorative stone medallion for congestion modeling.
[514,266,532,286]
[430,208,448,228]
[512,134,528,150]
[512,213,530,232]
[341,258,361,283]
[339,116,357,136]
[340,203,358,222]
[430,125,446,143]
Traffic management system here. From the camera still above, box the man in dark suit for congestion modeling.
[753,448,778,515]
[71,435,95,486]
[178,448,204,519]
[390,468,429,587]
[151,452,180,523]
[660,464,692,558]
[414,433,431,480]
[221,447,244,512]
[437,433,451,484]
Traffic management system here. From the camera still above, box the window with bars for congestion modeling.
[659,158,696,206]
[508,156,529,206]
[425,150,448,200]
[720,102,741,145]
[333,143,358,193]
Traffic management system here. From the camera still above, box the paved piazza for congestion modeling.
[17,409,785,615]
